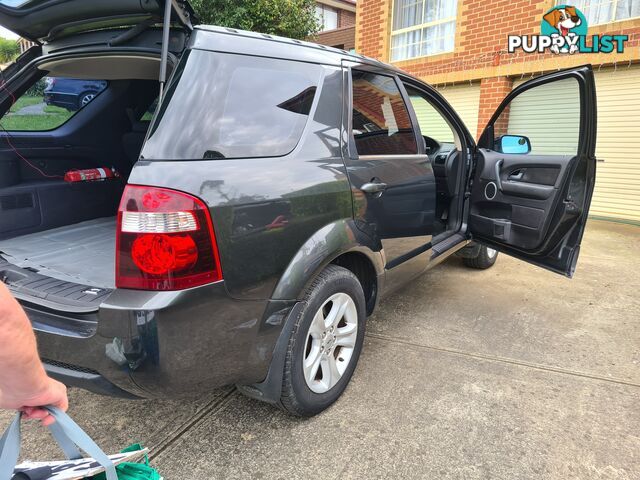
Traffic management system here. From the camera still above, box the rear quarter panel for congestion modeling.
[129,65,356,300]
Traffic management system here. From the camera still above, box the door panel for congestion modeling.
[470,152,571,251]
[343,65,435,283]
[470,66,597,277]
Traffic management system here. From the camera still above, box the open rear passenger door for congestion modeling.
[468,66,597,277]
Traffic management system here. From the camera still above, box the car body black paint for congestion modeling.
[0,22,596,399]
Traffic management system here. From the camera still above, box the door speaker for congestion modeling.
[484,182,497,200]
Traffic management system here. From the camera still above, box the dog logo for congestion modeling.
[542,5,587,54]
[508,4,628,55]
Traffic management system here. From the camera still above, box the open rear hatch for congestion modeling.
[0,0,196,42]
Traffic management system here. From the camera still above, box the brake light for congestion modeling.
[116,185,222,290]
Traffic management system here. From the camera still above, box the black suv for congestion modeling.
[0,1,597,416]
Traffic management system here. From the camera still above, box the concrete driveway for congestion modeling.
[2,219,639,479]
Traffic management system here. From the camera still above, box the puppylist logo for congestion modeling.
[509,5,628,55]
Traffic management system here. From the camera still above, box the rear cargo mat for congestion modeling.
[0,217,116,289]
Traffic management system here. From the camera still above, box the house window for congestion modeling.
[557,0,640,25]
[390,0,458,62]
[316,4,339,31]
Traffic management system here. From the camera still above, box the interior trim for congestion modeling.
[37,55,164,80]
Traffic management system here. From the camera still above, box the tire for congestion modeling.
[280,265,366,417]
[78,92,96,109]
[463,245,499,269]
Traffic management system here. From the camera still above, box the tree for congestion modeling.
[190,0,320,39]
[0,38,20,63]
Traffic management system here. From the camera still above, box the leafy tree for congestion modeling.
[190,0,320,39]
[0,38,20,63]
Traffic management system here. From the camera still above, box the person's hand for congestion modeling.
[0,376,68,426]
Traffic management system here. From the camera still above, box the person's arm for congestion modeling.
[0,282,68,426]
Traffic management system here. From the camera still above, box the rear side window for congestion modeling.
[142,50,322,160]
[0,77,106,131]
[351,71,417,156]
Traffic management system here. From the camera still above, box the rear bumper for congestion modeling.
[44,361,138,399]
[25,282,295,398]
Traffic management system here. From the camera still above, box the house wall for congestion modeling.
[339,8,356,27]
[356,0,640,134]
[316,25,356,50]
[314,0,357,49]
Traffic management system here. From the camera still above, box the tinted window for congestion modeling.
[0,76,106,131]
[351,71,417,156]
[142,50,322,160]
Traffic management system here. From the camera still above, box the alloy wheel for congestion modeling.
[302,292,358,394]
[81,93,95,107]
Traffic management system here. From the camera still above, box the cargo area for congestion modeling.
[0,178,123,308]
[0,54,166,305]
[0,216,116,288]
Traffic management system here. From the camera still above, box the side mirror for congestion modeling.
[497,135,531,154]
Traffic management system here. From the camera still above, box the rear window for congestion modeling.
[0,77,106,132]
[141,50,323,160]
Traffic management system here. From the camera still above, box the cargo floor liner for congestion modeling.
[0,217,116,289]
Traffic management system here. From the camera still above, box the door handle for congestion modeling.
[360,182,388,194]
[494,159,503,191]
[509,170,524,181]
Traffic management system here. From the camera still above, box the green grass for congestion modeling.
[0,113,73,131]
[44,104,70,114]
[1,96,74,131]
[8,95,44,113]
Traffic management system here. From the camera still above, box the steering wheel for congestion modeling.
[422,136,441,156]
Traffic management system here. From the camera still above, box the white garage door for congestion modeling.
[514,68,640,224]
[435,83,481,138]
[591,67,640,223]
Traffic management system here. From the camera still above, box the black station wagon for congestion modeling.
[0,1,597,416]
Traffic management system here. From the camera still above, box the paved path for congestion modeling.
[13,102,46,115]
[2,220,639,479]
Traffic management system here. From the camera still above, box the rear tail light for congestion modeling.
[116,185,223,290]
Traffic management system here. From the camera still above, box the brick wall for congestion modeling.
[355,0,392,63]
[316,25,356,50]
[339,8,356,27]
[479,76,513,138]
[356,0,640,135]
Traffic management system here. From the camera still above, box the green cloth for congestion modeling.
[92,444,161,480]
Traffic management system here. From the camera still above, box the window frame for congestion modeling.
[346,65,423,160]
[390,0,459,62]
[555,0,640,26]
[0,73,108,133]
[479,73,588,158]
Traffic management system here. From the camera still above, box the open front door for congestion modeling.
[469,66,597,277]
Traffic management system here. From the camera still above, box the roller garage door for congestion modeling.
[514,68,640,224]
[433,83,481,138]
[590,67,640,223]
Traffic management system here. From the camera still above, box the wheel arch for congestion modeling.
[270,218,384,315]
